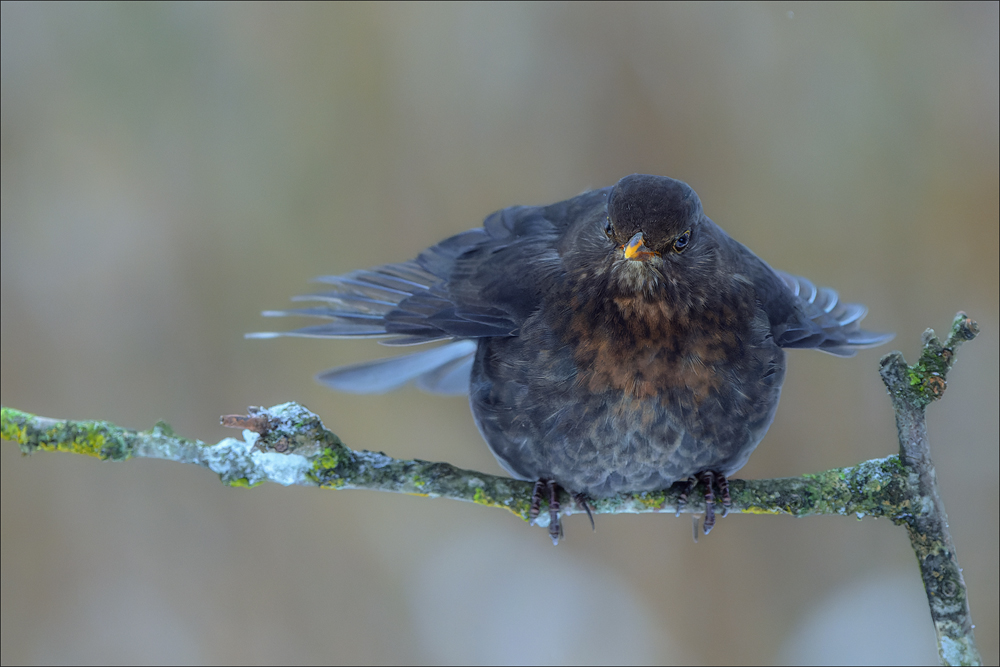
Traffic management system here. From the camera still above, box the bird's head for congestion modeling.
[602,174,709,296]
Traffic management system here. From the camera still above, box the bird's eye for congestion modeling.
[604,219,614,240]
[673,230,691,253]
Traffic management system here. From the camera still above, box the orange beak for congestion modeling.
[623,232,657,260]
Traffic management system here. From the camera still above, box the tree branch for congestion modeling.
[0,312,982,665]
[0,404,915,522]
[878,312,981,666]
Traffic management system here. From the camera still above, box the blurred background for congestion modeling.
[2,3,997,665]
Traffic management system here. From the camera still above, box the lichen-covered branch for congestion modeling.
[0,403,914,522]
[0,312,981,666]
[879,313,981,666]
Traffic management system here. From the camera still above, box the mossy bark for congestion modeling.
[877,313,981,666]
[0,407,925,523]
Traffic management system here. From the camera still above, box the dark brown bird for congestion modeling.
[251,174,892,542]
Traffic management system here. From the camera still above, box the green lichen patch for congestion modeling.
[635,490,668,511]
[505,496,534,521]
[804,468,855,515]
[842,456,912,519]
[509,499,533,521]
[906,524,951,559]
[731,478,807,516]
[151,420,176,438]
[226,477,264,488]
[308,446,346,488]
[2,407,132,461]
[899,315,978,408]
[262,402,347,454]
[741,505,783,515]
[1,407,30,445]
[906,364,947,405]
[724,457,914,520]
[471,485,532,520]
[799,457,912,520]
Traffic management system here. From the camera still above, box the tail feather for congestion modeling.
[248,261,448,344]
[317,340,477,394]
[415,354,476,395]
[254,321,391,339]
[261,307,385,321]
[292,292,399,310]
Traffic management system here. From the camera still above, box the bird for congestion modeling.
[250,174,893,543]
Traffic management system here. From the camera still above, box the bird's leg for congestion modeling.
[546,479,563,545]
[696,470,732,533]
[699,471,717,534]
[716,473,732,518]
[528,479,565,544]
[574,493,595,531]
[676,475,699,517]
[529,480,545,524]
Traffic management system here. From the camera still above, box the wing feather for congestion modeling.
[251,189,609,392]
[772,270,893,356]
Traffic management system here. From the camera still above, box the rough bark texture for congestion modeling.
[878,313,981,666]
[0,405,918,522]
[0,312,982,665]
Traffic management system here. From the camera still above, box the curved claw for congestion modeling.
[545,479,562,545]
[698,470,732,535]
[701,472,717,534]
[676,475,698,517]
[529,481,598,544]
[676,471,733,536]
[717,474,732,518]
[575,493,596,531]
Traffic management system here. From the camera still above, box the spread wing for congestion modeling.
[746,262,893,357]
[248,188,608,393]
[714,227,892,358]
[768,270,893,356]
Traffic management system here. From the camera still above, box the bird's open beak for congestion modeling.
[623,232,658,260]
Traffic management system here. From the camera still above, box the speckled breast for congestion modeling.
[467,280,787,496]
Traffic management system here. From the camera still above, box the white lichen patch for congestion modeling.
[242,430,261,451]
[265,402,321,431]
[198,437,253,477]
[184,436,312,486]
[249,450,312,486]
[859,456,897,484]
[937,635,972,666]
[355,451,393,469]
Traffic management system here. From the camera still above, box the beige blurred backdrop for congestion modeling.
[2,3,997,665]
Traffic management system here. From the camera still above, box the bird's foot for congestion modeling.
[574,493,595,531]
[675,470,732,535]
[529,479,565,545]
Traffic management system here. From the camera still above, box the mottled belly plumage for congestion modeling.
[469,333,786,498]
